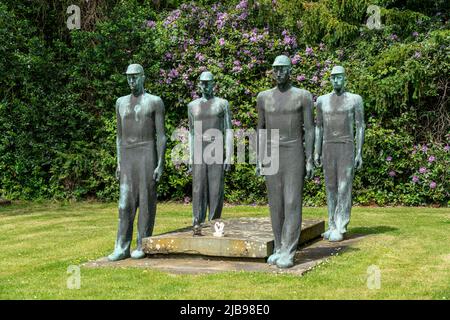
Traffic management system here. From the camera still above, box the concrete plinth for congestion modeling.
[0,198,11,206]
[142,218,324,259]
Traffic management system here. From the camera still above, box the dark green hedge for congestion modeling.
[0,0,448,205]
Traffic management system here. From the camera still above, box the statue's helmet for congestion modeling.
[272,55,292,67]
[199,71,214,81]
[125,64,144,75]
[331,66,345,75]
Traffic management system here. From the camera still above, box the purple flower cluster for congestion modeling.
[163,10,181,27]
[235,0,248,10]
[195,52,205,62]
[232,119,242,127]
[282,30,297,48]
[389,33,399,41]
[146,20,156,28]
[216,12,229,29]
[305,47,314,56]
[168,68,179,79]
[291,54,301,65]
[232,60,242,73]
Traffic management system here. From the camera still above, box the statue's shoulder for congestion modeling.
[215,97,229,106]
[144,93,163,105]
[188,98,202,108]
[317,92,332,102]
[188,98,202,114]
[347,92,363,103]
[116,95,129,105]
[291,86,311,98]
[257,88,273,100]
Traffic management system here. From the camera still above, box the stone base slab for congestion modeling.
[142,218,325,259]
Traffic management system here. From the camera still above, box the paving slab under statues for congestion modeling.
[141,218,325,259]
[84,234,365,275]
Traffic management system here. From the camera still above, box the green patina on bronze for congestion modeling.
[256,55,315,269]
[314,66,365,242]
[108,63,167,261]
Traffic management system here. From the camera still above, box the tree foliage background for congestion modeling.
[0,0,448,205]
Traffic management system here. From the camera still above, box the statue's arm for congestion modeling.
[256,93,266,173]
[303,91,315,178]
[314,97,323,167]
[354,95,365,167]
[115,99,122,179]
[223,100,233,165]
[188,105,194,166]
[155,98,167,172]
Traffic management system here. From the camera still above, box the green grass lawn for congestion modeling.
[0,201,449,300]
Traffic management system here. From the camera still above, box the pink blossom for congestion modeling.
[428,155,435,163]
[419,167,427,174]
[146,20,156,28]
[429,181,437,189]
[412,175,419,183]
[389,171,396,177]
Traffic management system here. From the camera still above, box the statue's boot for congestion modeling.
[193,224,202,236]
[108,250,130,261]
[329,230,344,242]
[322,229,334,240]
[267,250,282,265]
[131,249,146,259]
[276,253,294,269]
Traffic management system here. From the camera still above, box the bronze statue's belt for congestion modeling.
[121,141,154,149]
[268,138,302,147]
[323,138,353,144]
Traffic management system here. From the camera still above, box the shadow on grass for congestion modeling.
[348,226,398,236]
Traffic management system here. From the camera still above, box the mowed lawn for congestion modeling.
[0,201,449,300]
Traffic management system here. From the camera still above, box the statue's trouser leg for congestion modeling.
[323,143,337,232]
[335,143,354,234]
[135,144,157,250]
[192,163,208,226]
[115,143,156,254]
[266,141,304,258]
[280,142,304,259]
[114,146,140,255]
[266,172,283,253]
[323,142,354,234]
[207,163,224,221]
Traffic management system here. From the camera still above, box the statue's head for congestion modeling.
[330,66,346,93]
[198,71,214,98]
[272,55,292,86]
[125,64,145,95]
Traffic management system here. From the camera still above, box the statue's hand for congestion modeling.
[153,166,163,182]
[115,164,121,181]
[223,163,231,172]
[306,160,314,179]
[314,153,322,168]
[255,164,262,177]
[187,163,193,175]
[354,154,363,170]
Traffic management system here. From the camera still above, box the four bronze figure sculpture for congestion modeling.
[109,60,365,268]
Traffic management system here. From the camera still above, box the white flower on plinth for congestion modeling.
[213,221,225,237]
